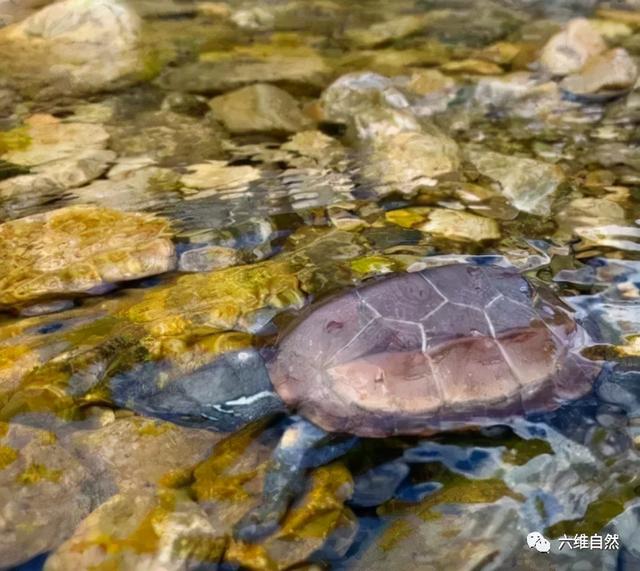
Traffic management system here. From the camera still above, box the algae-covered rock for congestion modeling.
[539,18,606,76]
[209,84,311,134]
[160,48,330,94]
[0,0,146,96]
[226,463,357,570]
[1,113,110,167]
[0,421,94,568]
[44,489,226,571]
[70,417,223,494]
[466,147,565,216]
[0,205,176,311]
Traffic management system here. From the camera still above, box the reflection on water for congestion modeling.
[1,0,640,569]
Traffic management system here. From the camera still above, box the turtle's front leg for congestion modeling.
[233,416,355,542]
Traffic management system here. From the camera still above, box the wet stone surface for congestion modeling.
[1,1,640,570]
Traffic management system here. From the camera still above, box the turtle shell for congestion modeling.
[268,264,602,437]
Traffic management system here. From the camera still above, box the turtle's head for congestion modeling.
[111,348,287,432]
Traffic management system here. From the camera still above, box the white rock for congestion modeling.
[539,18,606,76]
[364,130,460,195]
[561,48,639,95]
[0,0,144,95]
[466,147,565,216]
[180,161,261,192]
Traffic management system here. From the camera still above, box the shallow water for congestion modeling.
[1,0,640,569]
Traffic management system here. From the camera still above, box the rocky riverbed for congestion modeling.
[1,0,640,569]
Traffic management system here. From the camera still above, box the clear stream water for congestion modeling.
[2,0,640,570]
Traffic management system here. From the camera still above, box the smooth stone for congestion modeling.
[539,17,606,76]
[466,147,565,216]
[363,129,460,195]
[71,164,182,213]
[0,0,145,96]
[1,114,109,167]
[555,197,627,240]
[281,130,346,167]
[589,18,633,40]
[440,58,504,75]
[106,111,227,167]
[0,422,94,568]
[473,73,573,119]
[178,245,242,272]
[160,52,330,95]
[0,0,52,26]
[0,205,176,310]
[561,48,639,95]
[209,84,311,134]
[18,299,75,317]
[345,14,429,48]
[418,208,501,242]
[180,161,261,193]
[321,72,417,139]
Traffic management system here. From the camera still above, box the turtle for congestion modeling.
[111,256,639,541]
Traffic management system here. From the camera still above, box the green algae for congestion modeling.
[0,127,31,155]
[16,462,62,485]
[547,478,640,538]
[0,445,18,470]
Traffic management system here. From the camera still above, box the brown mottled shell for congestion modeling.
[268,264,601,437]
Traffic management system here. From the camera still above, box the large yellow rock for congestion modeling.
[0,205,176,311]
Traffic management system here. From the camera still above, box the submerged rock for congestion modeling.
[44,490,226,571]
[386,207,500,242]
[178,245,242,272]
[363,130,460,195]
[0,205,176,311]
[160,47,330,94]
[180,161,261,196]
[539,18,606,76]
[107,111,228,167]
[561,48,639,96]
[466,147,565,216]
[71,161,182,213]
[1,114,110,167]
[0,422,94,568]
[70,417,222,494]
[555,197,627,240]
[0,0,52,26]
[0,0,146,96]
[418,208,501,242]
[473,73,574,119]
[345,14,429,48]
[209,84,311,134]
[320,72,419,140]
